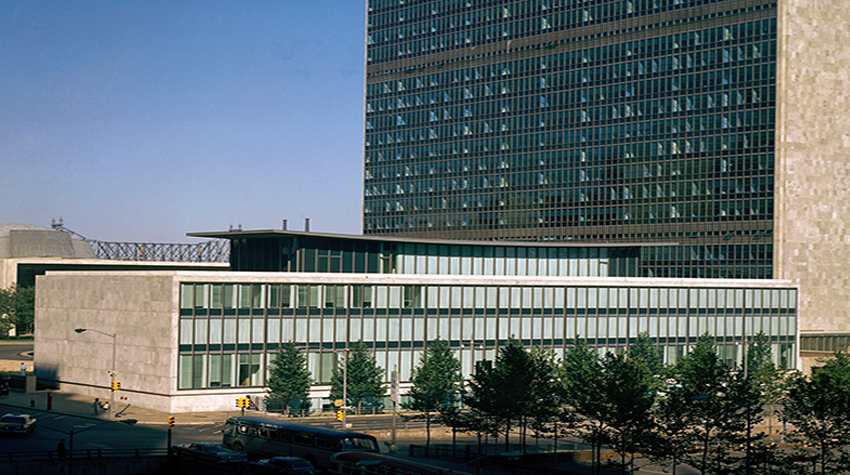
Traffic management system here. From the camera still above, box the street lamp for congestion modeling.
[692,394,752,475]
[74,328,117,419]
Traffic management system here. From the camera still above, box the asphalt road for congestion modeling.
[0,342,33,363]
[0,403,224,455]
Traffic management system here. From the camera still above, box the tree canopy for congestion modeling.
[266,342,313,416]
[783,352,850,474]
[330,340,385,415]
[0,285,35,335]
[404,339,463,453]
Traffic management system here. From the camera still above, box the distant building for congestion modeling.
[36,230,798,412]
[0,223,227,336]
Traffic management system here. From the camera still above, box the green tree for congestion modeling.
[563,344,658,475]
[464,338,542,452]
[628,332,664,383]
[0,287,12,334]
[669,334,759,475]
[747,331,776,377]
[0,285,34,335]
[650,381,693,475]
[438,360,495,454]
[560,339,606,475]
[782,353,850,475]
[404,339,464,453]
[746,331,784,443]
[330,340,385,415]
[524,345,561,450]
[266,342,313,417]
[598,349,659,474]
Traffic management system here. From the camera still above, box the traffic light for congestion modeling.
[236,397,250,409]
[168,416,175,428]
[111,380,121,391]
[335,410,344,422]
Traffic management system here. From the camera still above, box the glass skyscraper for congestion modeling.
[362,1,850,352]
[364,0,778,281]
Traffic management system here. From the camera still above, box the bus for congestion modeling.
[222,416,379,467]
[328,452,446,475]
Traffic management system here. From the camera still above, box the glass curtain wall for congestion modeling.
[178,281,797,390]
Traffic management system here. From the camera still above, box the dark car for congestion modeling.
[248,456,322,475]
[173,442,247,464]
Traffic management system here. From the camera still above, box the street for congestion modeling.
[0,404,223,455]
[0,401,718,475]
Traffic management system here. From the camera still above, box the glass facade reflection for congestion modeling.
[177,278,797,390]
[364,0,778,280]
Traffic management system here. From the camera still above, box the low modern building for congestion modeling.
[35,230,798,413]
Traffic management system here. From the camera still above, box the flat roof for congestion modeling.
[39,270,797,289]
[188,229,678,249]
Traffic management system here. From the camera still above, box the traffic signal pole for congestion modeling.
[167,416,174,455]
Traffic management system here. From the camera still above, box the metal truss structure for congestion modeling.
[86,239,230,263]
[51,220,230,263]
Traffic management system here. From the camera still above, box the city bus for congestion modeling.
[328,452,446,475]
[222,416,379,467]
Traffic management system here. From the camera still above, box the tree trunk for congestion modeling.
[425,412,431,456]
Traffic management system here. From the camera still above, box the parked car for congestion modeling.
[248,456,323,475]
[0,413,37,435]
[173,442,247,464]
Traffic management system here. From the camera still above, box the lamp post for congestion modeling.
[74,328,117,419]
[691,394,752,475]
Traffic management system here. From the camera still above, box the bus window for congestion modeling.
[279,430,291,443]
[293,433,313,447]
[316,437,332,450]
[340,437,378,451]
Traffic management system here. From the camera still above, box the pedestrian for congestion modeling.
[20,362,27,376]
[57,438,68,458]
[101,400,110,414]
[30,398,35,408]
[93,397,101,414]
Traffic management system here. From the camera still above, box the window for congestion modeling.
[404,285,422,308]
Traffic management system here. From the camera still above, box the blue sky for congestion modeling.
[1,1,366,242]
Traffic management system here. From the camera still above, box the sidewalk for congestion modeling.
[0,388,238,426]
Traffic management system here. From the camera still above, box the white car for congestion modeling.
[0,413,37,435]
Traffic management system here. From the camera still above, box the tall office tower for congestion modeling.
[363,1,850,338]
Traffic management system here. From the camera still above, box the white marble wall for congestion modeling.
[34,272,180,412]
[776,0,850,334]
